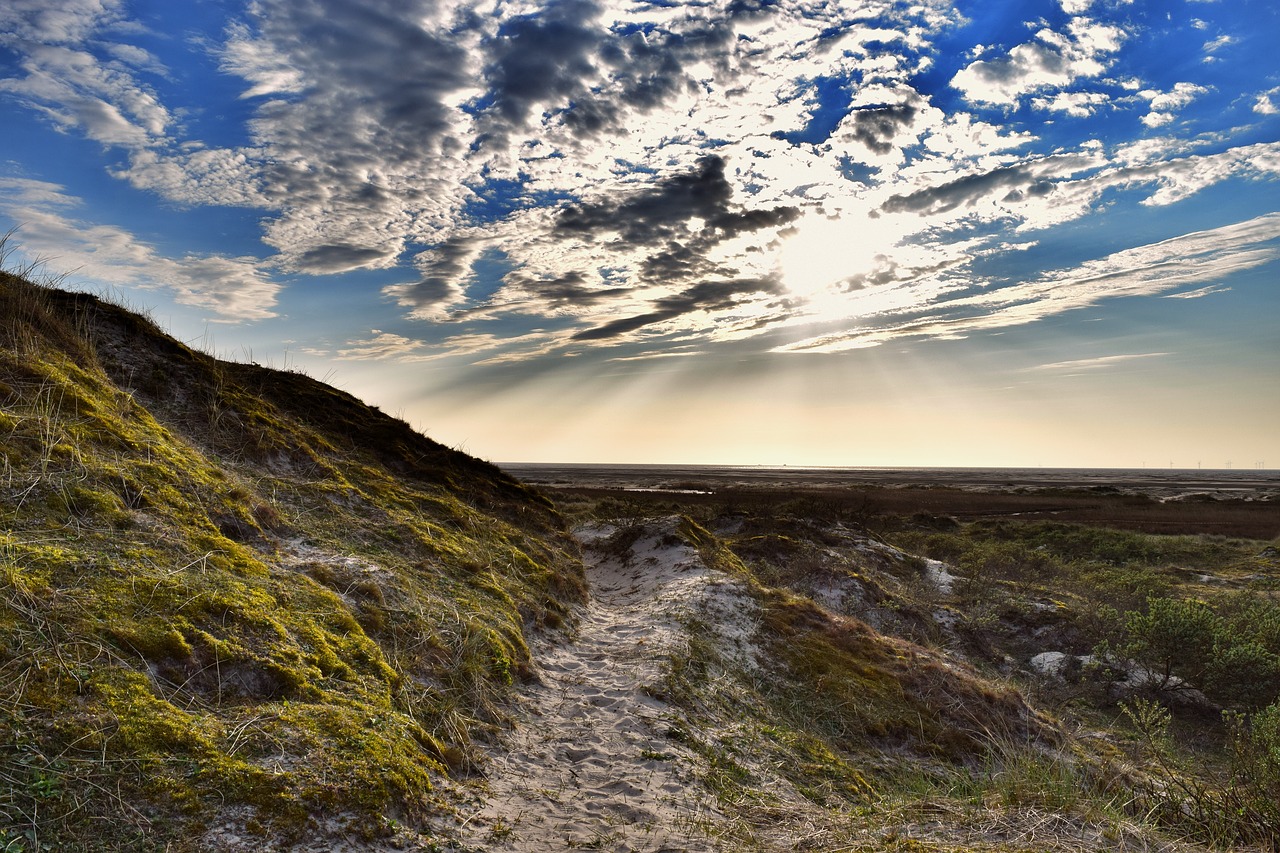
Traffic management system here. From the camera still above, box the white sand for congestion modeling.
[454,519,733,852]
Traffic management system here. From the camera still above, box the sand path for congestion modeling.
[455,521,731,852]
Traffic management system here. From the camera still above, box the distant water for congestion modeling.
[502,463,1280,501]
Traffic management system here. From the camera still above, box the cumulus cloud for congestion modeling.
[950,18,1124,105]
[1138,82,1209,127]
[555,156,799,260]
[1031,90,1109,117]
[1255,88,1280,115]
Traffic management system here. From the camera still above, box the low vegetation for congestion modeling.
[559,483,1279,851]
[0,266,584,849]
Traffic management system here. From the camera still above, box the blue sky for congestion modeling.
[1,0,1277,467]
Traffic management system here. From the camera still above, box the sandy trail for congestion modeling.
[455,521,732,852]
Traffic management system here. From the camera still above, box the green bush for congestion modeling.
[1114,597,1280,709]
[1118,598,1220,689]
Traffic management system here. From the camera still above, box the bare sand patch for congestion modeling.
[455,519,735,851]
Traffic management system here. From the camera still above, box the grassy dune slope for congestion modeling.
[556,488,1279,851]
[0,273,584,850]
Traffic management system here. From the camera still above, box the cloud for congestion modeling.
[0,43,171,147]
[383,236,486,321]
[329,331,435,362]
[775,213,1280,353]
[880,153,1095,218]
[1138,82,1209,127]
[1145,82,1209,111]
[1031,90,1109,117]
[1162,284,1229,299]
[555,155,799,259]
[1255,88,1280,115]
[1,0,1274,367]
[950,18,1124,105]
[0,0,125,45]
[1030,352,1169,372]
[841,103,919,154]
[572,274,784,342]
[1202,34,1236,53]
[0,178,279,320]
[480,0,604,127]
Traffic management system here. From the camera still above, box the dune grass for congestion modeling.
[0,268,585,850]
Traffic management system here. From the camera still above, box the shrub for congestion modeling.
[1122,698,1280,847]
[1118,597,1220,690]
[1114,597,1280,709]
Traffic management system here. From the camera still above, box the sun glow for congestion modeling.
[777,210,918,316]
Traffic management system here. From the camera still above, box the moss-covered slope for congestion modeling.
[0,273,585,850]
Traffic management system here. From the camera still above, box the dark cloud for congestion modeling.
[295,243,395,274]
[505,271,631,308]
[556,155,799,252]
[572,275,783,341]
[844,104,917,154]
[964,42,1065,89]
[881,163,1053,216]
[249,0,472,155]
[469,4,745,146]
[384,236,480,314]
[483,0,604,125]
[843,255,960,290]
[554,19,733,138]
[234,0,480,265]
[726,0,782,20]
[639,242,724,283]
[557,155,732,242]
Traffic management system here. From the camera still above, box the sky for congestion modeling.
[1,0,1277,469]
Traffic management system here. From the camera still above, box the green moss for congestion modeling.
[0,273,586,848]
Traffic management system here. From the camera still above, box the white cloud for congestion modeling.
[1162,284,1229,299]
[950,19,1124,105]
[0,178,280,320]
[329,331,436,362]
[0,45,170,146]
[1146,82,1209,112]
[774,213,1280,353]
[1030,352,1169,372]
[1031,90,1109,117]
[1203,34,1236,53]
[218,23,306,99]
[0,0,125,45]
[1137,82,1209,127]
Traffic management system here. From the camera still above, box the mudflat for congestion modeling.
[505,464,1280,540]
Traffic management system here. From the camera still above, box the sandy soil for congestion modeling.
[454,520,740,852]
